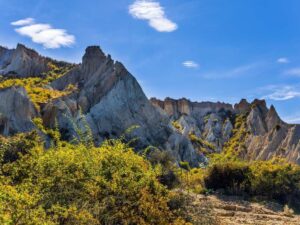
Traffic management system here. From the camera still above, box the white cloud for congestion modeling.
[262,85,300,101]
[11,18,75,49]
[201,63,261,79]
[182,61,199,68]
[284,68,300,77]
[277,57,289,64]
[283,115,300,124]
[129,0,178,32]
[11,18,35,26]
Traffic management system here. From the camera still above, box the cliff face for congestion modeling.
[0,44,204,166]
[0,43,299,165]
[151,98,300,164]
[151,97,235,152]
[0,86,38,135]
[0,44,69,77]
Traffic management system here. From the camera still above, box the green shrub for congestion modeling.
[203,158,300,206]
[204,161,251,195]
[0,139,187,224]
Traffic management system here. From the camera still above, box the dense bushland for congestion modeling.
[177,156,300,211]
[0,133,191,225]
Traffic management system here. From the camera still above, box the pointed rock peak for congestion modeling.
[267,105,281,121]
[114,61,128,75]
[0,46,10,57]
[82,46,107,75]
[0,45,8,51]
[266,104,282,131]
[83,46,106,62]
[240,98,250,104]
[269,104,276,112]
[16,43,27,50]
[15,43,39,58]
[234,98,251,113]
[251,99,268,113]
[252,99,267,108]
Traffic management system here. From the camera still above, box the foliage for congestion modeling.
[203,157,300,205]
[204,161,251,195]
[172,120,182,132]
[0,137,189,224]
[188,133,215,154]
[0,131,41,164]
[146,148,180,189]
[249,159,300,203]
[210,113,249,162]
[0,63,76,108]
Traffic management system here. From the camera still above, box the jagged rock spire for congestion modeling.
[82,46,107,75]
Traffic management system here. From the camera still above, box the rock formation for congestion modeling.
[0,44,68,77]
[0,86,38,135]
[50,46,205,166]
[151,98,300,164]
[0,43,299,166]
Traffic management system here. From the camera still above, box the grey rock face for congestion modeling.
[0,44,70,77]
[152,97,300,164]
[0,86,38,135]
[0,46,13,70]
[1,43,299,165]
[0,44,50,77]
[49,46,205,166]
[151,97,235,152]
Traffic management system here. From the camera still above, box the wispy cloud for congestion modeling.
[277,57,289,64]
[129,0,178,32]
[282,114,300,124]
[182,61,199,68]
[200,63,261,79]
[261,85,300,101]
[11,18,35,26]
[284,68,300,77]
[11,18,75,49]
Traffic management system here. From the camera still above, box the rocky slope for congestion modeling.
[0,44,68,77]
[151,97,300,164]
[0,44,204,166]
[0,43,299,166]
[0,86,38,135]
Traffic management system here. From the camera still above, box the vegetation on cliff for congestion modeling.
[0,63,76,108]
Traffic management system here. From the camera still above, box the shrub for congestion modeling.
[204,161,251,195]
[0,63,75,109]
[188,133,216,154]
[0,139,186,224]
[249,159,300,203]
[0,131,41,163]
[203,158,300,206]
[147,149,180,189]
[172,120,182,132]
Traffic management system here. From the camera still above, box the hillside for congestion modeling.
[0,43,299,224]
[151,97,300,164]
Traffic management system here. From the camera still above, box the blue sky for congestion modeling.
[1,0,300,123]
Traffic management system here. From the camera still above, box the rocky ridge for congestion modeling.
[0,43,299,165]
[0,44,69,77]
[151,97,300,164]
[0,44,204,166]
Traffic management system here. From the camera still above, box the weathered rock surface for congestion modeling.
[0,86,38,135]
[49,46,204,166]
[151,97,235,152]
[0,44,69,77]
[151,98,300,164]
[0,43,299,165]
